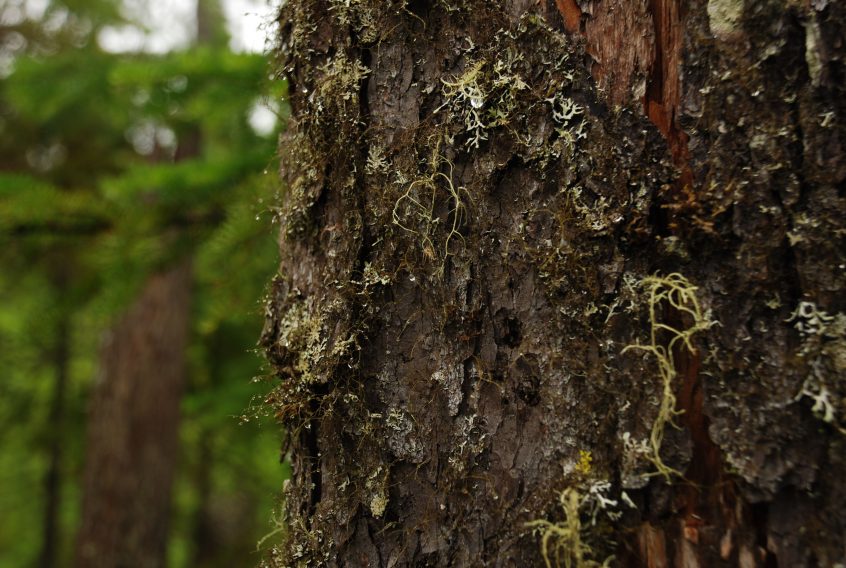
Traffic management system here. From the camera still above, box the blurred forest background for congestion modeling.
[0,0,287,565]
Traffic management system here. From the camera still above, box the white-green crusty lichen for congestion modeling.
[432,362,465,416]
[273,296,358,385]
[707,0,744,39]
[787,300,846,434]
[384,407,424,462]
[527,460,637,568]
[435,47,532,149]
[447,414,488,474]
[365,466,389,518]
[312,53,370,123]
[295,270,389,377]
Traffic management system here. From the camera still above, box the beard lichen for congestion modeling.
[391,145,471,276]
[527,476,633,568]
[621,272,717,480]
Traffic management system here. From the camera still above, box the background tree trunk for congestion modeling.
[39,303,68,568]
[75,259,192,568]
[263,1,845,566]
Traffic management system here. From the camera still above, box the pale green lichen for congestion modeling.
[366,466,389,518]
[787,300,846,434]
[391,148,470,274]
[527,479,632,568]
[546,93,587,156]
[329,0,380,43]
[528,488,609,568]
[384,407,424,462]
[314,53,369,118]
[432,363,464,416]
[435,51,530,149]
[619,431,653,489]
[447,414,487,473]
[274,300,325,384]
[622,273,717,480]
[438,60,489,148]
[804,14,823,86]
[365,144,390,175]
[707,0,744,40]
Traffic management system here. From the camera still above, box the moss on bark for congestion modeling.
[262,1,846,565]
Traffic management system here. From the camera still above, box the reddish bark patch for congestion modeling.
[555,0,582,33]
[672,335,739,564]
[554,0,693,188]
[637,523,669,568]
[676,348,731,514]
[644,0,693,188]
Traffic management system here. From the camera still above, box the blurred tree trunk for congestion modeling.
[263,1,845,566]
[75,259,192,567]
[75,118,199,568]
[39,303,68,568]
[75,1,224,564]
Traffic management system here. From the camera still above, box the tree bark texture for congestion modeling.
[76,259,192,568]
[262,1,846,566]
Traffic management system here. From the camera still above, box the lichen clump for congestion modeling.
[787,300,846,435]
[622,273,716,480]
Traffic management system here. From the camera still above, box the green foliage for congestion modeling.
[0,1,288,566]
[0,174,107,235]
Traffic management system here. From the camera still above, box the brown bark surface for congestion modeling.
[76,259,192,568]
[263,1,846,566]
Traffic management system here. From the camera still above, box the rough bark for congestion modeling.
[262,1,846,566]
[76,259,192,568]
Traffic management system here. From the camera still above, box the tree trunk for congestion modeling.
[39,309,68,568]
[76,259,192,568]
[262,1,846,566]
